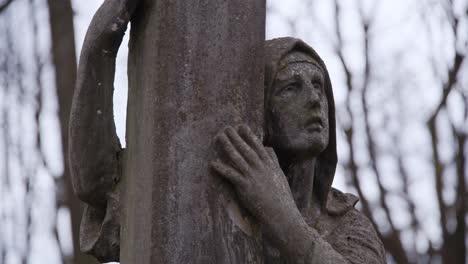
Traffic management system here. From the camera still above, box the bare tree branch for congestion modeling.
[357,5,411,263]
[0,17,11,191]
[0,23,11,264]
[44,0,97,262]
[393,88,421,254]
[0,0,14,14]
[332,2,392,255]
[441,0,459,37]
[427,114,449,239]
[358,0,396,235]
[429,52,465,120]
[29,0,49,173]
[424,6,466,257]
[330,0,413,262]
[333,0,372,223]
[450,122,466,263]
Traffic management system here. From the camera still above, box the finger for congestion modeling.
[217,132,249,173]
[225,126,260,166]
[237,125,270,162]
[265,147,281,168]
[210,160,246,187]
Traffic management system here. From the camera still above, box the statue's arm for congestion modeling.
[69,0,138,208]
[211,125,386,264]
[276,214,386,264]
[304,209,387,264]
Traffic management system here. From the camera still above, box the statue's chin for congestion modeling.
[274,136,328,158]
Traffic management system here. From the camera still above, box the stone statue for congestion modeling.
[70,0,386,262]
[211,38,386,263]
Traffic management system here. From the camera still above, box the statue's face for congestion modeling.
[267,60,329,156]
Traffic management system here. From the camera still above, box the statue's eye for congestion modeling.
[279,83,299,97]
[312,80,322,90]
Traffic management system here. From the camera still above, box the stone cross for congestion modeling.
[70,0,266,263]
[122,0,266,263]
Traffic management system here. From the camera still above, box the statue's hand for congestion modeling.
[211,125,297,229]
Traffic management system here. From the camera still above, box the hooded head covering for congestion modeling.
[264,38,355,214]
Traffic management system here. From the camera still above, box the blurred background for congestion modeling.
[0,0,466,263]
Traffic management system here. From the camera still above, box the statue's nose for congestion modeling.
[304,82,320,109]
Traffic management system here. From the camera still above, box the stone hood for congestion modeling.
[264,37,358,215]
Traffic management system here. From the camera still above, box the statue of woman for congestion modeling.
[70,1,385,262]
[211,38,386,263]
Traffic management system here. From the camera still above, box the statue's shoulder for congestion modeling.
[324,189,387,263]
[325,188,379,238]
[325,188,381,238]
[326,187,359,216]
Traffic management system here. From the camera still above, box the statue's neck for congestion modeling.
[277,152,321,224]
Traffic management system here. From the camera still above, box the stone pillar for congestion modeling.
[121,0,266,263]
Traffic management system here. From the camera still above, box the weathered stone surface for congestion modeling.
[121,0,266,263]
[70,0,138,262]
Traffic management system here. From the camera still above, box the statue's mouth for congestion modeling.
[304,117,322,131]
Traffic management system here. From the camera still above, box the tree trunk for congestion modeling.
[121,0,266,263]
[46,1,98,263]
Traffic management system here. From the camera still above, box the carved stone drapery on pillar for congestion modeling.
[121,0,266,263]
